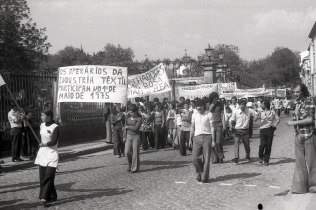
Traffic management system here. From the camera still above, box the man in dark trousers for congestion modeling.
[8,103,24,162]
[230,100,257,164]
[189,99,215,183]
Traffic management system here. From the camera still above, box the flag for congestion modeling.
[0,75,5,86]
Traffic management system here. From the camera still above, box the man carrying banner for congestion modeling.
[8,103,26,162]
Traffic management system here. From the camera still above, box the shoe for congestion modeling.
[232,158,238,164]
[40,199,47,207]
[219,159,223,164]
[116,155,121,158]
[131,171,137,173]
[196,174,202,182]
[201,179,208,183]
[246,157,251,162]
[259,158,263,164]
[127,169,131,172]
[264,162,269,166]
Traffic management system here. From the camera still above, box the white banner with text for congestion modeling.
[57,65,127,103]
[128,63,171,98]
[176,84,218,100]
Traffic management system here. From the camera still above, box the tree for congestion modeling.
[39,46,92,71]
[0,0,51,71]
[269,47,300,85]
[214,44,243,73]
[92,44,134,66]
[240,47,300,88]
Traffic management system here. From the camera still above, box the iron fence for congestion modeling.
[0,71,107,129]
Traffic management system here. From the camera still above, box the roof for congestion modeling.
[308,22,316,39]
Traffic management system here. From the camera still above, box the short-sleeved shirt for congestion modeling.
[258,109,279,129]
[191,111,213,136]
[230,108,255,130]
[293,98,315,140]
[229,104,240,115]
[181,110,192,131]
[8,109,23,128]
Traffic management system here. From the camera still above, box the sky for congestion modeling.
[27,0,316,61]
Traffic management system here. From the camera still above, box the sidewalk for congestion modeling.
[262,114,316,210]
[0,139,113,173]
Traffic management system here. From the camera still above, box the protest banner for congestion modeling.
[128,63,171,98]
[57,65,128,103]
[176,84,218,100]
[234,88,270,98]
[276,89,287,98]
[218,82,237,94]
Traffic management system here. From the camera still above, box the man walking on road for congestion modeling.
[189,99,215,183]
[230,100,256,164]
[286,83,316,194]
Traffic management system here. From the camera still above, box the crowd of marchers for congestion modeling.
[2,83,316,207]
[104,84,315,192]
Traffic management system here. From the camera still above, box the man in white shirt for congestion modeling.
[230,100,256,164]
[229,96,239,115]
[283,98,291,115]
[274,98,282,117]
[8,104,24,162]
[189,99,215,183]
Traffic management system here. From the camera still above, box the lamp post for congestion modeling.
[202,44,218,84]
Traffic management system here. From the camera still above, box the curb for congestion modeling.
[1,144,113,173]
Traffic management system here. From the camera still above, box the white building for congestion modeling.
[308,22,316,96]
[299,50,312,94]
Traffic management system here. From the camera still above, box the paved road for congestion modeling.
[0,115,315,210]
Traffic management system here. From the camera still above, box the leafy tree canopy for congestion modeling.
[0,0,51,72]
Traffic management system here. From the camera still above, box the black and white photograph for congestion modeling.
[1,0,316,209]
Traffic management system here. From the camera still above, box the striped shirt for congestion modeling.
[293,98,315,140]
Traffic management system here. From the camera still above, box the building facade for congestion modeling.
[308,22,316,96]
[299,50,312,94]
